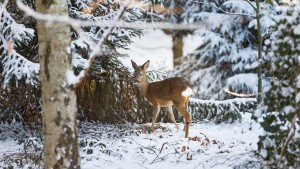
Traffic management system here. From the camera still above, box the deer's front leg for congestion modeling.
[150,105,160,131]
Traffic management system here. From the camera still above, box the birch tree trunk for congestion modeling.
[36,0,80,168]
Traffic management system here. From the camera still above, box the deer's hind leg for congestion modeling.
[167,106,179,129]
[174,104,191,138]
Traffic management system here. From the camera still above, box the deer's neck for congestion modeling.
[137,79,150,97]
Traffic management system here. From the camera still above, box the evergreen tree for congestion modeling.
[68,0,154,122]
[174,0,274,100]
[0,2,41,125]
[256,5,300,168]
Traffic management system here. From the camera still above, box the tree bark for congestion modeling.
[172,33,183,67]
[256,0,262,103]
[36,0,80,168]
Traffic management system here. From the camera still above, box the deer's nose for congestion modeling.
[129,75,138,82]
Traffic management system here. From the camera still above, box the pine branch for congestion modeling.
[73,2,129,87]
[189,1,255,17]
[17,0,207,30]
[243,0,257,10]
[189,98,257,122]
[278,114,297,164]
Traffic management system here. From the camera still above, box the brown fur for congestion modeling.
[145,77,190,107]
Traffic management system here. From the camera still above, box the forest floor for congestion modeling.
[0,113,263,169]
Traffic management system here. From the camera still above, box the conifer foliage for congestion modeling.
[0,3,39,87]
[256,5,300,168]
[175,0,273,100]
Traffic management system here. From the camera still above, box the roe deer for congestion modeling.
[131,60,193,138]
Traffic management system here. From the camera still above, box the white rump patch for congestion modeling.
[182,87,194,97]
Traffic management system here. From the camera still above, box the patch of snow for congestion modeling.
[183,34,203,56]
[66,69,84,85]
[118,29,173,71]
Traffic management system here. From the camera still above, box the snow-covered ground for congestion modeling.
[0,113,263,168]
[80,113,262,169]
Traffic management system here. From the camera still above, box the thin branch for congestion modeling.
[189,0,255,17]
[223,88,257,97]
[76,3,129,86]
[130,138,158,156]
[243,0,257,10]
[149,141,168,164]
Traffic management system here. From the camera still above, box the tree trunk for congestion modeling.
[36,0,80,168]
[172,33,183,67]
[256,0,262,103]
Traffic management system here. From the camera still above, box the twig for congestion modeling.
[243,0,257,10]
[159,142,168,154]
[149,152,177,164]
[130,138,158,155]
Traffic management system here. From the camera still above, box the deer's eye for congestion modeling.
[139,73,142,76]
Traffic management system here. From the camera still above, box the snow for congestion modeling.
[66,69,84,85]
[0,4,39,87]
[296,93,300,103]
[118,29,173,71]
[0,113,263,168]
[226,73,270,94]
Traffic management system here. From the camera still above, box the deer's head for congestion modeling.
[131,60,150,83]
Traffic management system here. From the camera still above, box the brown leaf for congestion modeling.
[181,146,186,152]
[186,153,193,160]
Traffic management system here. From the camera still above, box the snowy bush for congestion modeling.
[255,5,300,168]
[190,98,257,122]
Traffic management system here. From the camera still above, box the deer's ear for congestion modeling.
[131,60,139,70]
[142,60,150,70]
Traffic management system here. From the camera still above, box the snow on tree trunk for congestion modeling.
[36,0,80,168]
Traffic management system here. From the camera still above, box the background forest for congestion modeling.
[0,0,299,168]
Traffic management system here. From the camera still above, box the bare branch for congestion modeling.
[243,0,257,10]
[223,88,257,97]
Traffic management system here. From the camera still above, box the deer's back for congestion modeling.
[146,77,191,107]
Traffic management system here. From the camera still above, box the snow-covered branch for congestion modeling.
[0,4,39,87]
[189,98,257,122]
[0,39,39,87]
[69,3,130,86]
[189,0,256,17]
[17,0,207,31]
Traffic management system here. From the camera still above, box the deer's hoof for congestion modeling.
[150,126,155,131]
